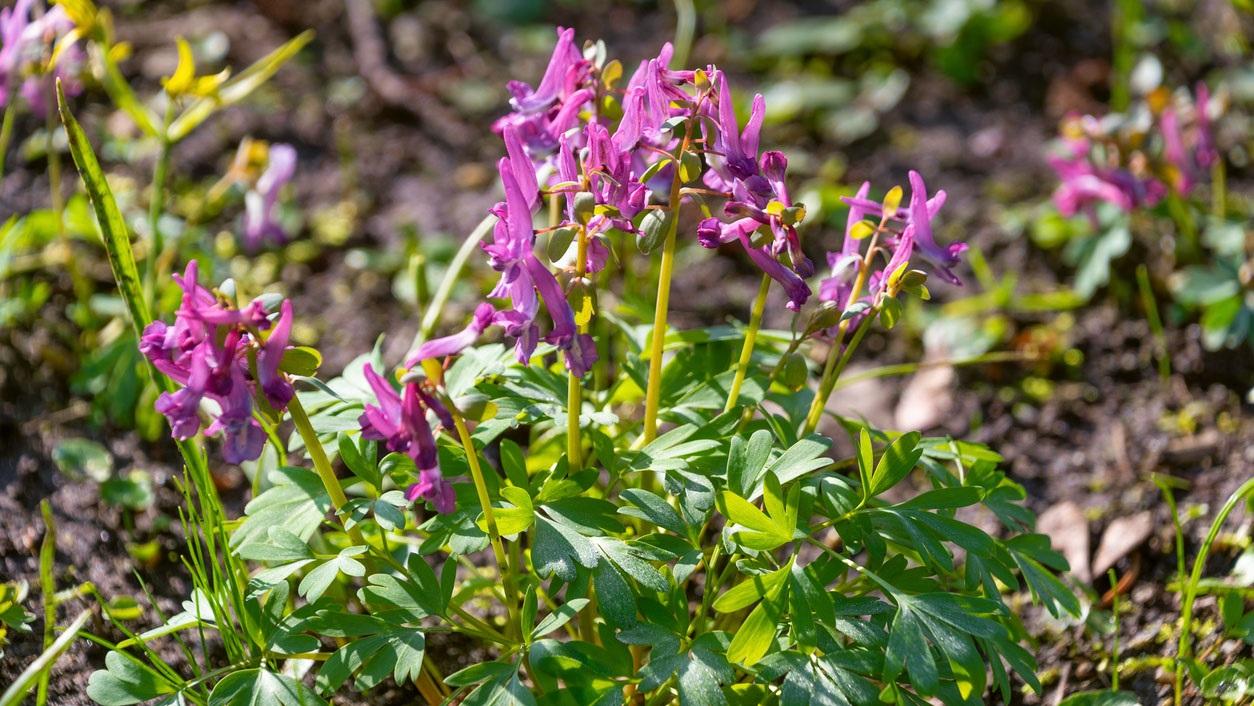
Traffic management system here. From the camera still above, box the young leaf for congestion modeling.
[208,668,326,706]
[869,432,923,497]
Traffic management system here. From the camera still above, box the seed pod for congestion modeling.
[779,352,808,390]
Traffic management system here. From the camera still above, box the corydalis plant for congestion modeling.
[1047,82,1216,222]
[78,25,1072,706]
[1044,81,1249,349]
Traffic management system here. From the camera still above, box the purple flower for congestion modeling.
[1193,83,1217,170]
[257,300,294,410]
[141,260,297,464]
[483,156,577,365]
[819,182,872,310]
[359,364,455,514]
[406,302,496,367]
[0,1,83,113]
[153,347,211,440]
[506,27,585,115]
[242,144,297,250]
[698,216,810,311]
[901,171,962,286]
[406,469,455,515]
[493,27,593,157]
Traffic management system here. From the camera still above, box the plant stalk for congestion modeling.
[1174,477,1254,705]
[449,404,520,638]
[802,231,880,435]
[642,129,696,448]
[567,224,589,470]
[144,104,175,310]
[287,394,366,547]
[724,275,771,412]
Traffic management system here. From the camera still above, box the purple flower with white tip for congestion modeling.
[242,143,297,250]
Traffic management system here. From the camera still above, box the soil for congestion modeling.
[1,1,1250,704]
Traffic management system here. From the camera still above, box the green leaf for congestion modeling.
[208,668,326,706]
[232,467,332,549]
[716,490,791,551]
[58,88,149,330]
[869,432,922,497]
[713,562,791,613]
[85,651,176,705]
[532,515,598,581]
[279,346,322,377]
[316,627,426,694]
[52,438,113,482]
[619,489,685,534]
[481,486,535,536]
[1200,661,1254,703]
[101,470,154,511]
[531,598,591,640]
[727,430,773,497]
[235,527,313,563]
[725,600,779,666]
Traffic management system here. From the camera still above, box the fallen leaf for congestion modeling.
[1091,511,1153,579]
[1037,501,1091,583]
[894,351,955,432]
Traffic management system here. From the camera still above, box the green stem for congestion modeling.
[1211,160,1226,220]
[802,230,879,435]
[567,218,588,470]
[670,0,696,69]
[287,395,366,546]
[0,608,91,706]
[1136,264,1170,381]
[409,214,497,352]
[449,403,519,639]
[145,104,174,310]
[803,305,875,436]
[36,501,57,706]
[724,275,771,412]
[46,96,90,307]
[0,85,16,181]
[1174,477,1254,705]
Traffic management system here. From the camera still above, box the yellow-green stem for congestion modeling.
[1211,160,1226,219]
[1174,477,1254,705]
[802,232,879,435]
[144,104,175,311]
[641,133,694,447]
[449,406,519,636]
[724,275,771,412]
[567,224,589,470]
[287,395,366,546]
[0,85,16,181]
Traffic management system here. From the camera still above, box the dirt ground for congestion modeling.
[1,1,1249,704]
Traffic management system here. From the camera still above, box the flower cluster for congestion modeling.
[1048,83,1217,221]
[242,143,298,250]
[0,0,83,113]
[140,261,294,463]
[358,364,456,514]
[421,28,823,373]
[818,171,957,327]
